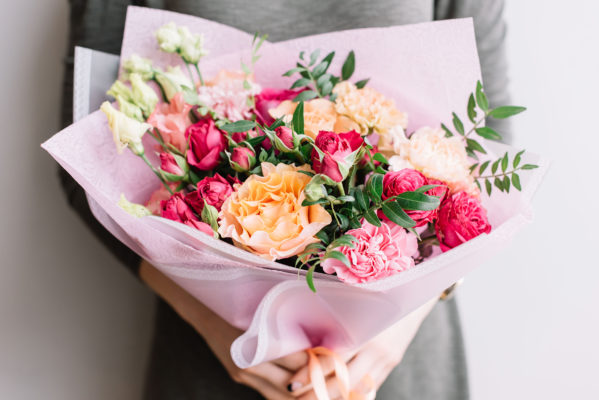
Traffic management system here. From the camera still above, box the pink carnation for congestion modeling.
[147,92,192,152]
[198,70,261,121]
[322,220,418,284]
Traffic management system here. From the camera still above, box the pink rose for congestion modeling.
[160,193,213,235]
[145,183,178,215]
[159,152,184,176]
[185,118,227,170]
[311,130,364,182]
[275,126,294,149]
[231,147,255,171]
[147,92,192,152]
[254,88,301,126]
[382,169,446,227]
[185,173,232,213]
[435,191,492,252]
[322,219,418,284]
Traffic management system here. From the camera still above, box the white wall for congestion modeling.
[458,1,599,399]
[0,1,596,399]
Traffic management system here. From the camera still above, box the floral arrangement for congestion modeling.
[104,23,537,291]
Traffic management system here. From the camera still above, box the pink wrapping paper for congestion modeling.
[42,7,547,368]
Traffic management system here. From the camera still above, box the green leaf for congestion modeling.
[290,77,311,89]
[315,229,330,244]
[337,195,355,202]
[312,61,329,78]
[372,152,389,164]
[414,184,442,194]
[322,51,335,68]
[355,78,370,89]
[489,106,527,119]
[309,49,321,66]
[475,81,489,111]
[337,213,349,230]
[282,67,304,77]
[381,202,416,228]
[245,135,266,147]
[302,198,328,206]
[475,127,502,141]
[293,90,318,102]
[479,160,491,175]
[441,123,454,137]
[320,81,334,96]
[329,234,357,249]
[491,159,500,174]
[395,192,440,211]
[326,250,351,268]
[469,163,479,174]
[513,150,525,168]
[316,73,332,87]
[466,138,487,154]
[354,189,368,211]
[467,94,477,123]
[485,178,492,196]
[521,164,539,170]
[494,177,504,192]
[341,50,355,80]
[503,175,511,193]
[366,174,384,202]
[221,120,256,133]
[501,152,509,173]
[475,179,481,191]
[512,173,522,191]
[306,265,317,293]
[452,113,465,135]
[363,208,381,227]
[292,101,305,135]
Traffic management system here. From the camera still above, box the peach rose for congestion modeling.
[392,127,478,195]
[218,162,332,260]
[333,81,408,137]
[269,98,359,139]
[147,92,192,153]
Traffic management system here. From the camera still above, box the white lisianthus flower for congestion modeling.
[118,194,152,218]
[122,54,154,81]
[115,95,144,122]
[100,101,151,155]
[178,26,208,64]
[155,66,193,101]
[129,73,158,116]
[107,80,133,101]
[155,22,182,53]
[394,126,477,194]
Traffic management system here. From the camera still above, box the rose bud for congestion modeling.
[273,126,295,152]
[159,152,187,181]
[230,147,256,172]
[185,173,233,213]
[382,169,444,227]
[185,118,227,170]
[160,193,214,235]
[311,130,364,182]
[435,191,492,252]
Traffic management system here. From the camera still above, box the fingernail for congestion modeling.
[287,382,303,392]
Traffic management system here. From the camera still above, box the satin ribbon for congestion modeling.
[306,347,376,400]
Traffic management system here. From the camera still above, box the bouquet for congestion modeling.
[43,6,546,390]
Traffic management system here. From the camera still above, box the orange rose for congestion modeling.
[269,98,359,139]
[218,162,332,260]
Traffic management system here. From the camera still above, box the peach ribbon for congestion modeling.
[306,347,376,400]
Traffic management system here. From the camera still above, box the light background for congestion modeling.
[0,1,597,399]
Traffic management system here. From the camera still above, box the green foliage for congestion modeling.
[475,150,539,195]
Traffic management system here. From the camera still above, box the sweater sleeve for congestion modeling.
[435,0,513,142]
[58,0,142,276]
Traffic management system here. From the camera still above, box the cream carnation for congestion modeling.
[393,127,477,194]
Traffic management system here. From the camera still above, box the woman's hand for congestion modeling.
[140,260,310,399]
[287,297,438,400]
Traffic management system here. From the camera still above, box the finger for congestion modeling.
[273,350,309,371]
[235,370,296,400]
[288,350,356,395]
[297,350,375,400]
[246,362,294,389]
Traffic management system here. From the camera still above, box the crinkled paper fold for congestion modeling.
[42,7,547,368]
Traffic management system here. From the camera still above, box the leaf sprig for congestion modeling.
[471,150,539,195]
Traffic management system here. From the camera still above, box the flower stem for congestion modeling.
[464,111,490,139]
[337,182,346,197]
[184,62,195,85]
[194,63,205,86]
[140,153,174,195]
[477,167,522,180]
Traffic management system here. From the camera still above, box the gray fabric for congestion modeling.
[60,1,511,399]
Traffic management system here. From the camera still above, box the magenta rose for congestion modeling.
[185,173,232,213]
[275,126,294,149]
[311,130,364,182]
[254,88,301,126]
[185,118,226,170]
[231,147,256,171]
[382,169,447,227]
[160,193,213,235]
[321,219,418,284]
[435,191,492,252]
[159,152,184,176]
